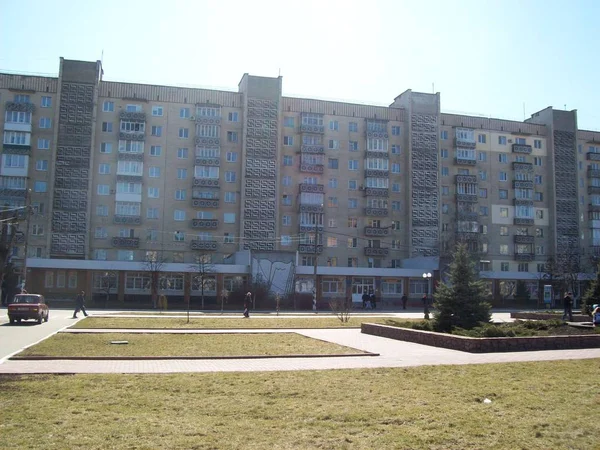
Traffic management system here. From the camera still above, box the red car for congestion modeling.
[8,294,49,325]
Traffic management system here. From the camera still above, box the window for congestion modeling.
[3,154,25,168]
[224,213,235,223]
[99,163,110,174]
[500,244,508,255]
[224,192,236,203]
[126,104,142,112]
[283,136,293,146]
[391,126,401,136]
[479,170,487,181]
[518,263,529,272]
[226,151,238,163]
[535,175,542,184]
[478,134,486,143]
[34,181,47,193]
[349,122,358,132]
[500,207,509,218]
[147,207,159,219]
[41,96,52,108]
[177,168,187,179]
[174,210,186,221]
[37,138,50,150]
[499,189,508,199]
[392,201,401,211]
[282,215,291,226]
[178,128,189,138]
[498,136,507,145]
[534,192,543,202]
[329,120,339,131]
[99,142,111,153]
[501,262,509,272]
[329,219,337,228]
[227,131,238,143]
[532,156,541,166]
[284,116,294,127]
[146,145,160,157]
[348,160,358,171]
[442,167,449,176]
[515,155,527,163]
[282,195,292,206]
[327,237,338,247]
[328,197,338,207]
[498,154,507,163]
[442,204,449,214]
[532,139,542,149]
[536,228,544,237]
[118,250,134,261]
[280,235,292,247]
[175,189,186,200]
[180,107,190,118]
[391,163,400,173]
[151,125,162,136]
[147,187,159,198]
[174,231,185,242]
[283,155,293,166]
[348,218,358,228]
[225,171,236,182]
[31,224,44,236]
[328,139,340,150]
[282,176,291,186]
[227,111,238,122]
[94,227,108,239]
[149,167,160,177]
[515,138,526,145]
[393,183,401,193]
[478,152,487,162]
[96,205,108,216]
[441,130,448,140]
[348,198,358,209]
[349,141,359,152]
[328,158,338,169]
[536,245,545,255]
[177,148,189,159]
[391,145,401,154]
[152,105,163,116]
[103,101,114,112]
[330,178,340,189]
[536,209,544,219]
[479,188,487,198]
[440,149,448,159]
[97,184,110,195]
[479,206,488,216]
[102,122,113,132]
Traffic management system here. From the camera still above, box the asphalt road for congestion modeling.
[0,307,78,362]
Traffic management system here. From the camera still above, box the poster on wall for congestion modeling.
[543,285,552,308]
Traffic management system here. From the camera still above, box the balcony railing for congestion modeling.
[118,152,144,161]
[111,237,140,248]
[455,175,477,184]
[113,215,141,225]
[514,235,535,244]
[192,198,219,208]
[299,183,324,193]
[513,199,534,207]
[364,169,389,178]
[195,157,220,166]
[366,150,389,159]
[364,207,388,217]
[5,101,35,113]
[457,211,478,221]
[299,162,324,174]
[299,224,324,233]
[513,218,534,226]
[455,231,479,241]
[0,188,27,197]
[512,162,533,172]
[195,136,220,146]
[364,226,390,237]
[454,157,476,166]
[366,130,389,139]
[589,204,600,213]
[514,252,535,261]
[2,144,31,154]
[191,219,219,229]
[364,247,389,257]
[586,152,600,161]
[588,186,600,195]
[362,187,389,197]
[298,244,323,254]
[119,111,146,121]
[298,204,324,214]
[454,137,476,149]
[190,240,217,251]
[512,143,532,154]
[456,193,478,203]
[193,178,220,188]
[118,131,145,141]
[300,124,325,134]
[512,180,534,189]
[116,174,143,181]
[300,144,324,154]
[587,168,600,178]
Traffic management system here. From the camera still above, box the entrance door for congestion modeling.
[351,277,375,304]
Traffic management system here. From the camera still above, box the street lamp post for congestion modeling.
[422,272,432,319]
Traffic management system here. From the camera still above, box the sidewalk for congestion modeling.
[1,327,598,374]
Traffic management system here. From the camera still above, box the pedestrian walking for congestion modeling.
[370,291,377,310]
[592,304,600,327]
[361,292,369,309]
[562,291,573,322]
[401,293,408,310]
[422,294,430,319]
[73,290,89,318]
[243,292,251,318]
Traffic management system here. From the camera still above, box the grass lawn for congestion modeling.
[72,316,399,329]
[16,333,366,358]
[1,360,598,449]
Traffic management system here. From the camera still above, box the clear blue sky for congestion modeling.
[2,0,599,129]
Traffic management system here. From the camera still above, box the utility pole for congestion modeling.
[21,188,32,291]
[312,212,320,313]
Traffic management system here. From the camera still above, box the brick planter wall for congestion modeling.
[510,312,590,322]
[361,323,600,353]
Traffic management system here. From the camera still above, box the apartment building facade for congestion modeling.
[1,58,598,306]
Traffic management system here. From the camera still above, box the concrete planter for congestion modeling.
[361,323,600,353]
[510,312,589,322]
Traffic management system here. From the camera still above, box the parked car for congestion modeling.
[8,294,49,325]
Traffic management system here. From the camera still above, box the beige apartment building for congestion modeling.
[0,58,598,307]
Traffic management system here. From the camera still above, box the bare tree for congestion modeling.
[99,271,118,308]
[142,251,166,309]
[189,251,215,315]
[499,280,517,306]
[329,296,352,323]
[556,246,588,305]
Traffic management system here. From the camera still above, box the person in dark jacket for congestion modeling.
[361,292,369,310]
[401,294,408,310]
[562,291,573,321]
[243,292,251,318]
[73,290,89,318]
[370,291,377,310]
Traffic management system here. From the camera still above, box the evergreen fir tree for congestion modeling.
[582,263,600,315]
[433,243,492,332]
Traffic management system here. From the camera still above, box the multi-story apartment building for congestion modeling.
[1,58,598,306]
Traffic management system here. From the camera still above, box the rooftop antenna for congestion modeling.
[432,82,434,94]
[278,68,281,77]
[523,102,525,121]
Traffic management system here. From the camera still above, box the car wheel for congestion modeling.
[37,314,43,324]
[44,312,49,322]
[16,318,21,324]
[9,317,14,325]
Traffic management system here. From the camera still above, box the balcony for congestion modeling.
[195,116,221,125]
[300,124,325,134]
[454,175,477,184]
[364,207,388,217]
[366,150,389,159]
[195,156,220,166]
[299,183,324,194]
[455,231,479,241]
[512,162,533,172]
[589,204,600,213]
[457,211,478,221]
[589,219,600,229]
[298,204,324,214]
[364,226,390,237]
[116,174,143,182]
[192,198,219,208]
[363,187,389,197]
[456,193,478,203]
[119,111,146,122]
[299,224,324,233]
[514,252,535,261]
[193,178,220,188]
[298,244,323,254]
[364,169,389,178]
[454,157,476,166]
[0,188,27,198]
[454,137,476,149]
[5,101,35,113]
[191,219,219,229]
[300,144,324,154]
[111,237,140,248]
[190,240,217,251]
[113,215,141,225]
[364,247,389,257]
[299,162,324,174]
[118,152,144,161]
[195,136,220,147]
[586,152,600,161]
[588,186,600,195]
[514,235,535,244]
[4,122,32,133]
[512,143,532,154]
[366,130,389,139]
[2,144,31,154]
[513,199,533,207]
[513,218,534,226]
[587,168,600,178]
[512,180,534,189]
